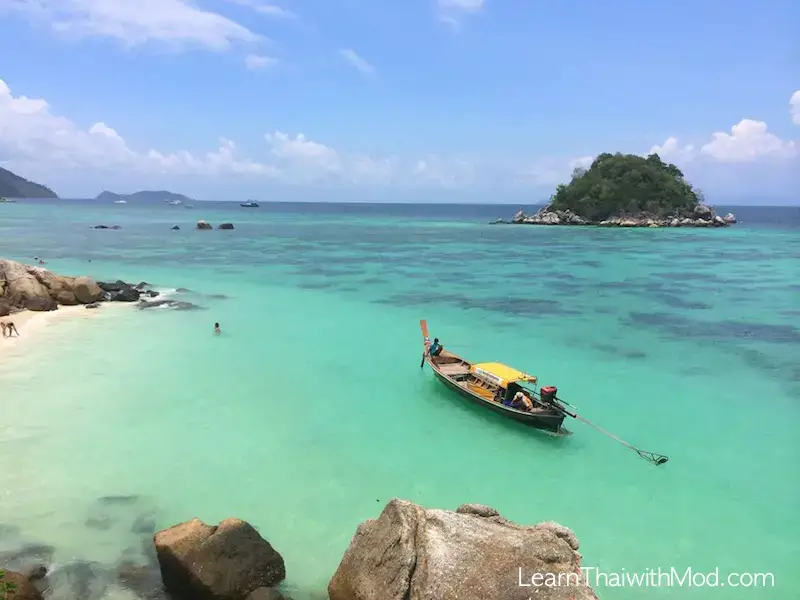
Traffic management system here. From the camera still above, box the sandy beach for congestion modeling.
[0,303,124,358]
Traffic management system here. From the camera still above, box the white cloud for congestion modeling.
[245,54,279,70]
[339,49,375,76]
[267,131,341,172]
[436,0,485,29]
[412,155,476,187]
[2,76,796,197]
[649,119,796,165]
[516,155,595,187]
[0,0,259,50]
[649,137,696,163]
[438,0,485,12]
[225,0,296,18]
[700,119,796,162]
[791,90,800,126]
[1,78,449,189]
[264,131,402,184]
[569,155,595,171]
[0,78,278,177]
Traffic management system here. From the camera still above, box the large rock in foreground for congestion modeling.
[154,518,285,600]
[329,500,597,600]
[0,569,44,600]
[0,260,103,312]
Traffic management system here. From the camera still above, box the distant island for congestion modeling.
[96,190,195,203]
[498,152,736,228]
[0,166,58,199]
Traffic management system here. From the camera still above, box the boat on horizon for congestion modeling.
[240,200,259,207]
[164,199,183,205]
[114,199,127,204]
[419,320,568,434]
[0,197,17,203]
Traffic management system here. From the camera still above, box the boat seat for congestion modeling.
[438,363,471,376]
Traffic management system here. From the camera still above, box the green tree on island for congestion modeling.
[549,152,703,222]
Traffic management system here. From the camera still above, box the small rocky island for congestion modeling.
[498,152,736,228]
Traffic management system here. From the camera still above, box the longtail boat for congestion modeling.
[418,319,670,465]
[419,319,568,434]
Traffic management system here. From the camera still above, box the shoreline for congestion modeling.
[0,303,127,359]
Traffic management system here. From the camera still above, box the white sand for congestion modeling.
[0,303,126,358]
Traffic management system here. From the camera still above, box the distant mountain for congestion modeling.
[96,190,194,203]
[0,167,58,199]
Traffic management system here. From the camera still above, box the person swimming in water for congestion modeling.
[214,322,221,334]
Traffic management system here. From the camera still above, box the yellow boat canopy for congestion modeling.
[470,362,537,389]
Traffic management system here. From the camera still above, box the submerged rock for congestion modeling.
[0,543,56,571]
[171,226,180,230]
[137,299,202,311]
[116,559,167,599]
[196,220,213,230]
[154,517,285,600]
[43,560,111,600]
[218,223,235,230]
[328,499,598,600]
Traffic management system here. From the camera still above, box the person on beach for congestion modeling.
[214,322,221,335]
[1,322,5,337]
[2,321,19,337]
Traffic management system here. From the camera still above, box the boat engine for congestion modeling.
[540,386,557,403]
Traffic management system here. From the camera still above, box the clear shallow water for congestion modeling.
[1,200,798,599]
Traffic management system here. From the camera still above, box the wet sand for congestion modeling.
[0,304,123,358]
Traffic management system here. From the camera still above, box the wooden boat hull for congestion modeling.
[429,365,566,433]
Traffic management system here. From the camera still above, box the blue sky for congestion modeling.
[0,0,798,203]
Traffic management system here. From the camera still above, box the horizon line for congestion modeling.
[37,198,800,208]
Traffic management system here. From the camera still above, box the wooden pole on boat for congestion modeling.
[419,319,429,369]
[556,402,669,466]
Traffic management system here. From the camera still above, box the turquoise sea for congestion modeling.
[1,200,798,599]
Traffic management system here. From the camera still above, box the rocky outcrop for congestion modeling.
[196,220,213,230]
[0,260,103,313]
[97,280,144,303]
[218,223,235,230]
[511,204,736,228]
[0,259,165,313]
[0,569,44,600]
[154,518,285,600]
[328,499,598,600]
